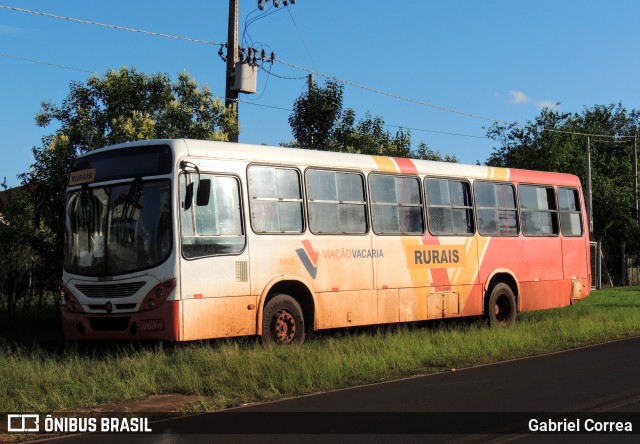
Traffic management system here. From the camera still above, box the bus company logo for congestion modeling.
[296,240,318,279]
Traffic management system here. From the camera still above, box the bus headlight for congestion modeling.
[140,278,176,312]
[63,289,85,313]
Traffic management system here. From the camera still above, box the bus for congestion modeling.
[61,139,591,344]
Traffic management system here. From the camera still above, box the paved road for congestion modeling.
[30,336,640,443]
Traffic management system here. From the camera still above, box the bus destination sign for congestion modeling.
[69,168,96,186]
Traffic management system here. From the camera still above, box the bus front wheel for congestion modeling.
[486,283,516,327]
[261,294,305,345]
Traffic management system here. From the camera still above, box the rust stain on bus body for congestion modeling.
[181,295,257,341]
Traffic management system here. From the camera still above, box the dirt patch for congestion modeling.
[81,394,203,413]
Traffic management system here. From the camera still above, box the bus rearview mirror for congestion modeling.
[196,179,211,206]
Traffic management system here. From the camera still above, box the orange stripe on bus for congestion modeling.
[372,156,398,173]
[489,167,509,181]
[421,235,451,290]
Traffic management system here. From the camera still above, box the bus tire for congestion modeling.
[486,283,516,327]
[261,294,305,345]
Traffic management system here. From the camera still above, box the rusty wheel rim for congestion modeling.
[272,309,296,344]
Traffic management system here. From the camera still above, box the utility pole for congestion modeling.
[307,73,314,147]
[634,135,638,222]
[225,0,239,143]
[308,73,314,95]
[586,136,593,233]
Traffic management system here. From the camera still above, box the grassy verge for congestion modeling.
[1,287,639,413]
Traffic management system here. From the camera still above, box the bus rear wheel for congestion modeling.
[261,294,305,345]
[486,283,516,327]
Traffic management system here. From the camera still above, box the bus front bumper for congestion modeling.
[61,300,180,341]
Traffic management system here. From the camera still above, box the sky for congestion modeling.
[1,0,640,188]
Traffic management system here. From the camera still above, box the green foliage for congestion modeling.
[0,182,57,318]
[287,80,457,161]
[34,67,236,153]
[288,80,343,149]
[485,104,640,279]
[415,142,459,162]
[329,109,412,157]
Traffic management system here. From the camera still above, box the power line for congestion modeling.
[239,99,291,112]
[3,52,228,104]
[274,62,638,141]
[0,4,514,125]
[2,4,635,142]
[384,124,488,139]
[538,127,636,139]
[242,2,285,49]
[259,64,307,80]
[3,55,630,147]
[285,5,317,72]
[0,53,95,74]
[273,59,517,126]
[239,99,489,139]
[0,5,223,46]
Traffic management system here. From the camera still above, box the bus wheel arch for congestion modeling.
[484,272,519,327]
[258,278,316,340]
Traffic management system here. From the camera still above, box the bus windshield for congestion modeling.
[64,179,172,277]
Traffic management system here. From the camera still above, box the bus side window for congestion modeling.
[425,178,474,236]
[519,184,558,236]
[475,182,518,236]
[558,187,583,236]
[306,169,367,234]
[370,174,424,235]
[248,165,303,234]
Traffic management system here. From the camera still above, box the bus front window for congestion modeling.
[64,180,172,276]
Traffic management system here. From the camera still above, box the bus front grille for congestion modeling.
[76,282,146,298]
[88,303,137,311]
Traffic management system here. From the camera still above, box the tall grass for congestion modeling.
[1,288,639,413]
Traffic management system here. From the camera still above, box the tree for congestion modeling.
[21,67,236,294]
[415,142,459,162]
[0,180,56,320]
[485,103,640,283]
[35,67,237,152]
[288,80,343,149]
[330,109,412,157]
[287,79,457,161]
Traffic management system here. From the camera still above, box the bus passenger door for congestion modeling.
[178,173,254,340]
[559,187,590,301]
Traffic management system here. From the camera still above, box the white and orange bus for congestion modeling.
[61,139,591,344]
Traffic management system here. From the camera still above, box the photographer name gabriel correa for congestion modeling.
[528,417,633,433]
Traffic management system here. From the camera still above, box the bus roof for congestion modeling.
[82,139,583,188]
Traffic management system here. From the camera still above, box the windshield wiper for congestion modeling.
[120,177,142,222]
[79,184,94,229]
